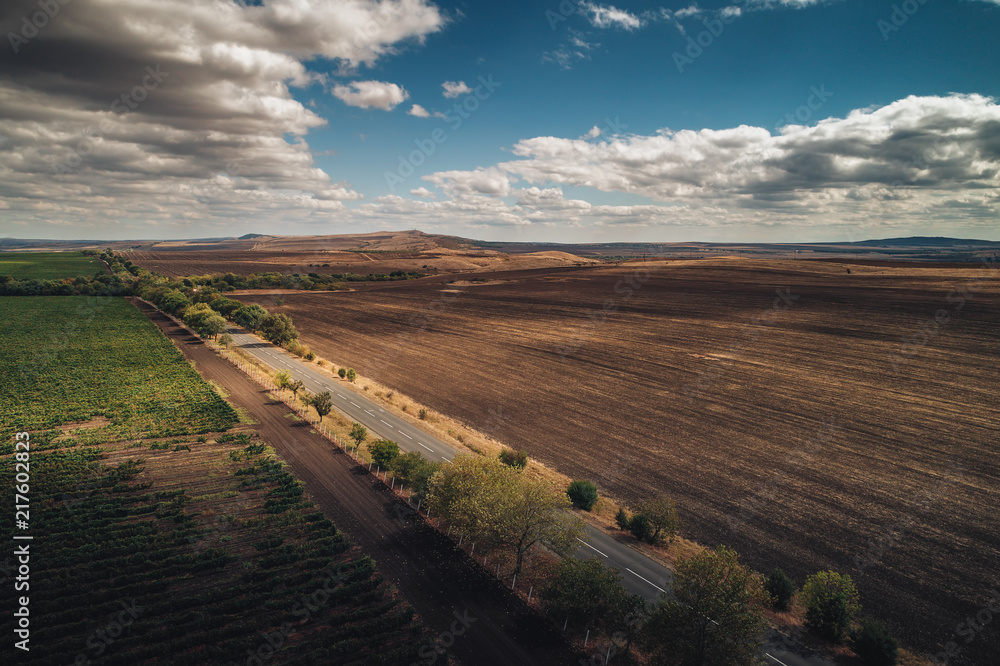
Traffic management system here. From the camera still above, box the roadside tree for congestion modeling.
[642,545,769,666]
[368,439,400,469]
[800,571,861,642]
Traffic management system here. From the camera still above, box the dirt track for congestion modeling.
[129,298,580,666]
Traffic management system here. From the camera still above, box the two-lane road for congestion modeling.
[229,326,831,666]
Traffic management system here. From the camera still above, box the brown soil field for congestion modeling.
[238,258,1000,665]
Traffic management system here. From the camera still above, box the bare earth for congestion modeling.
[235,258,1000,665]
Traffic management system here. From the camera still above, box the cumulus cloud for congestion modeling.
[441,81,473,98]
[425,167,512,198]
[407,94,1000,233]
[580,2,643,30]
[407,104,431,117]
[409,186,436,198]
[0,0,444,234]
[332,81,409,110]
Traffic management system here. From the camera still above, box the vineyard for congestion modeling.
[0,296,426,663]
[0,297,238,442]
[0,251,101,279]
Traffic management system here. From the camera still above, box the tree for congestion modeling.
[498,448,528,469]
[368,439,400,469]
[540,558,641,632]
[275,369,293,392]
[200,313,227,339]
[218,333,233,347]
[628,513,654,542]
[338,367,347,379]
[427,454,584,576]
[567,480,599,511]
[635,495,681,544]
[160,289,190,315]
[615,508,630,531]
[306,391,332,424]
[642,545,769,666]
[233,303,268,331]
[850,619,899,666]
[349,422,368,449]
[259,312,298,345]
[765,569,795,611]
[288,379,305,402]
[346,368,356,382]
[389,451,442,501]
[800,571,861,643]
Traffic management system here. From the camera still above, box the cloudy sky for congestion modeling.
[1,0,998,243]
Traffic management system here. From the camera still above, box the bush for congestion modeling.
[367,439,400,469]
[627,514,654,542]
[346,368,356,382]
[499,448,528,469]
[567,480,598,511]
[615,508,630,531]
[766,568,796,611]
[338,367,347,379]
[850,619,899,666]
[418,408,428,420]
[304,351,316,361]
[800,571,861,642]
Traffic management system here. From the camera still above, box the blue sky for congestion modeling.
[1,0,998,242]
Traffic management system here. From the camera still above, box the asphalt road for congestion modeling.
[228,326,833,666]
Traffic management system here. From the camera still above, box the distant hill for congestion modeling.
[849,236,1000,248]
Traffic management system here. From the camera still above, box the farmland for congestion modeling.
[0,251,102,279]
[0,297,426,664]
[1,297,238,439]
[246,257,1000,664]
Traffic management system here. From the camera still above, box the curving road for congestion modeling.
[228,326,832,666]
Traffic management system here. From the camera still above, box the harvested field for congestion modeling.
[242,258,1000,665]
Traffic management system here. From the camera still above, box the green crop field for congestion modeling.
[1,296,238,441]
[0,251,101,279]
[0,296,425,663]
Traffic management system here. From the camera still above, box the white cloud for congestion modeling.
[425,167,512,198]
[582,126,603,139]
[580,2,643,30]
[333,81,409,111]
[409,187,436,198]
[441,81,473,98]
[398,95,1000,235]
[0,0,446,234]
[407,104,431,118]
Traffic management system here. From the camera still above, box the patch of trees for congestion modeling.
[0,273,128,296]
[614,494,681,545]
[170,268,423,293]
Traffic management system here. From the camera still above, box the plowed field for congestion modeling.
[238,258,1000,664]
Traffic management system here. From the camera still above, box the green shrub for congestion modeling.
[615,508,630,531]
[418,408,428,420]
[627,514,653,542]
[567,480,599,511]
[498,448,528,469]
[801,571,861,642]
[338,367,346,379]
[766,568,796,611]
[850,619,899,666]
